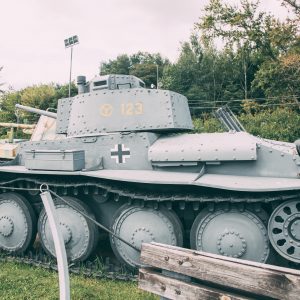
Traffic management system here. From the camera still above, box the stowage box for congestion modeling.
[25,149,85,171]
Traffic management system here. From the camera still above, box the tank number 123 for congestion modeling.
[100,102,144,117]
[121,102,143,116]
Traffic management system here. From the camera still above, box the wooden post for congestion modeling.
[139,243,300,300]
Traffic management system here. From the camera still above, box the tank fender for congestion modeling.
[149,132,257,163]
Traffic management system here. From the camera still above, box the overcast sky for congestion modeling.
[0,0,287,90]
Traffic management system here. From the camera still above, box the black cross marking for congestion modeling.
[111,144,131,164]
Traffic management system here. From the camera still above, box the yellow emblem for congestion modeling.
[100,104,113,117]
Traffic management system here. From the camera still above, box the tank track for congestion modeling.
[0,175,299,204]
[0,249,137,282]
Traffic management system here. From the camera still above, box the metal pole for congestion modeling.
[69,46,73,98]
[40,190,70,300]
[156,64,158,89]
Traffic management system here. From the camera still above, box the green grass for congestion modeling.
[0,261,158,300]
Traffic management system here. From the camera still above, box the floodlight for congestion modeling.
[64,35,79,98]
[64,35,79,48]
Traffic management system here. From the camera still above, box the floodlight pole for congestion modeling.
[64,35,79,98]
[156,64,159,89]
[69,46,73,98]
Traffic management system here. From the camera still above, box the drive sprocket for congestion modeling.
[268,200,300,263]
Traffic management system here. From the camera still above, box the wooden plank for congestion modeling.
[151,243,300,276]
[139,268,254,300]
[140,243,300,300]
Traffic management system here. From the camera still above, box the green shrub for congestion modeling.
[193,108,300,142]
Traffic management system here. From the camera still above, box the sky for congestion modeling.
[0,0,288,90]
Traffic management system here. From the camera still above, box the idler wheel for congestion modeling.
[190,206,270,263]
[110,205,183,269]
[268,200,300,263]
[0,193,36,253]
[38,196,98,262]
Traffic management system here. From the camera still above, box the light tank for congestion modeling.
[0,74,299,269]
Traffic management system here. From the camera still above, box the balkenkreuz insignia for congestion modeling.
[110,144,131,164]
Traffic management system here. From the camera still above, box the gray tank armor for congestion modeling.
[0,73,299,268]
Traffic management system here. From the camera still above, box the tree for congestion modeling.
[252,53,300,97]
[0,85,55,123]
[0,83,78,124]
[129,52,170,87]
[193,107,300,142]
[197,0,297,99]
[162,41,200,95]
[100,52,170,88]
[54,82,78,100]
[0,66,4,93]
[161,35,245,108]
[281,0,300,16]
[129,64,158,87]
[101,54,131,75]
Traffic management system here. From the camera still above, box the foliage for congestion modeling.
[0,66,4,94]
[0,261,157,300]
[101,51,170,87]
[0,82,77,124]
[193,107,300,142]
[129,63,158,88]
[281,0,300,16]
[160,0,300,114]
[252,53,300,97]
[239,107,300,142]
[162,41,199,95]
[162,40,245,105]
[101,54,131,75]
[0,82,77,138]
[195,0,297,100]
[193,114,224,133]
[198,0,296,56]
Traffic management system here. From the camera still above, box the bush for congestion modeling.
[193,108,300,142]
[193,113,223,133]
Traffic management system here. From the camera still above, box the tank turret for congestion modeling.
[55,74,193,136]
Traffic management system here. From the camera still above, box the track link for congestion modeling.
[0,250,137,281]
[0,176,299,205]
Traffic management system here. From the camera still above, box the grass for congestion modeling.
[0,261,158,300]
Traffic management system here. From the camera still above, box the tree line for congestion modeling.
[0,0,299,141]
[102,0,300,106]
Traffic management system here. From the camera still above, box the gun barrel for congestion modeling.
[15,104,57,119]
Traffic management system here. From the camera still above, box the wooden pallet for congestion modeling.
[138,243,300,300]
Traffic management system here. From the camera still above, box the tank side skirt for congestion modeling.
[0,176,298,205]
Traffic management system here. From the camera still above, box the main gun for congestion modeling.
[15,104,57,119]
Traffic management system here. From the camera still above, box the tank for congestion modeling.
[0,73,299,269]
